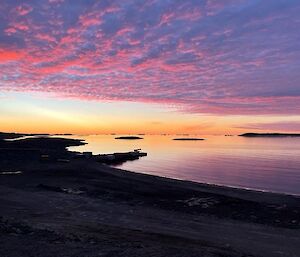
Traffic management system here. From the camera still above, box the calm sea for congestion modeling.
[69,135,300,195]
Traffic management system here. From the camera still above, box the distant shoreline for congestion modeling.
[239,133,300,137]
[115,136,143,140]
[0,132,73,140]
[173,138,205,141]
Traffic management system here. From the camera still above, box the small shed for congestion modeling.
[83,152,93,158]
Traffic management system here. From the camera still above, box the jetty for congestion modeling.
[94,149,147,164]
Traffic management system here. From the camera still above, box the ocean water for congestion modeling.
[69,135,300,195]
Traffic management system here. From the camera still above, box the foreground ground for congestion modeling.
[0,134,299,257]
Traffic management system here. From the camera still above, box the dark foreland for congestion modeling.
[0,132,300,257]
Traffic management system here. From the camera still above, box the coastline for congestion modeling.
[0,134,300,257]
[116,164,300,198]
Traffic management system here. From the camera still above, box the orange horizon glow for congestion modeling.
[1,92,299,136]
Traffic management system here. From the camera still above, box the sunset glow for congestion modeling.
[1,0,300,134]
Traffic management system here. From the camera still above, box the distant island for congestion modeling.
[239,133,300,137]
[173,138,205,141]
[115,136,143,140]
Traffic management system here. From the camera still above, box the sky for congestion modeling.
[0,0,300,134]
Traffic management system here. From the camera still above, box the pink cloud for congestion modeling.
[0,0,299,116]
[0,48,24,62]
[15,4,33,16]
[48,0,64,4]
[9,23,29,31]
[35,33,57,43]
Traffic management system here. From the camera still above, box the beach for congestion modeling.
[0,135,300,257]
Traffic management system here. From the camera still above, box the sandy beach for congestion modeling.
[0,135,300,257]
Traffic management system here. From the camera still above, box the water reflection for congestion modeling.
[69,135,300,195]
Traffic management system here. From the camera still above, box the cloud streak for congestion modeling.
[237,121,300,132]
[0,0,299,115]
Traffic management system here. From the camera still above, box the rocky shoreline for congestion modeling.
[0,133,300,257]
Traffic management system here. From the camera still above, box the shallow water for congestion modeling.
[69,135,300,195]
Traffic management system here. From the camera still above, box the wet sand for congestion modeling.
[0,135,300,257]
